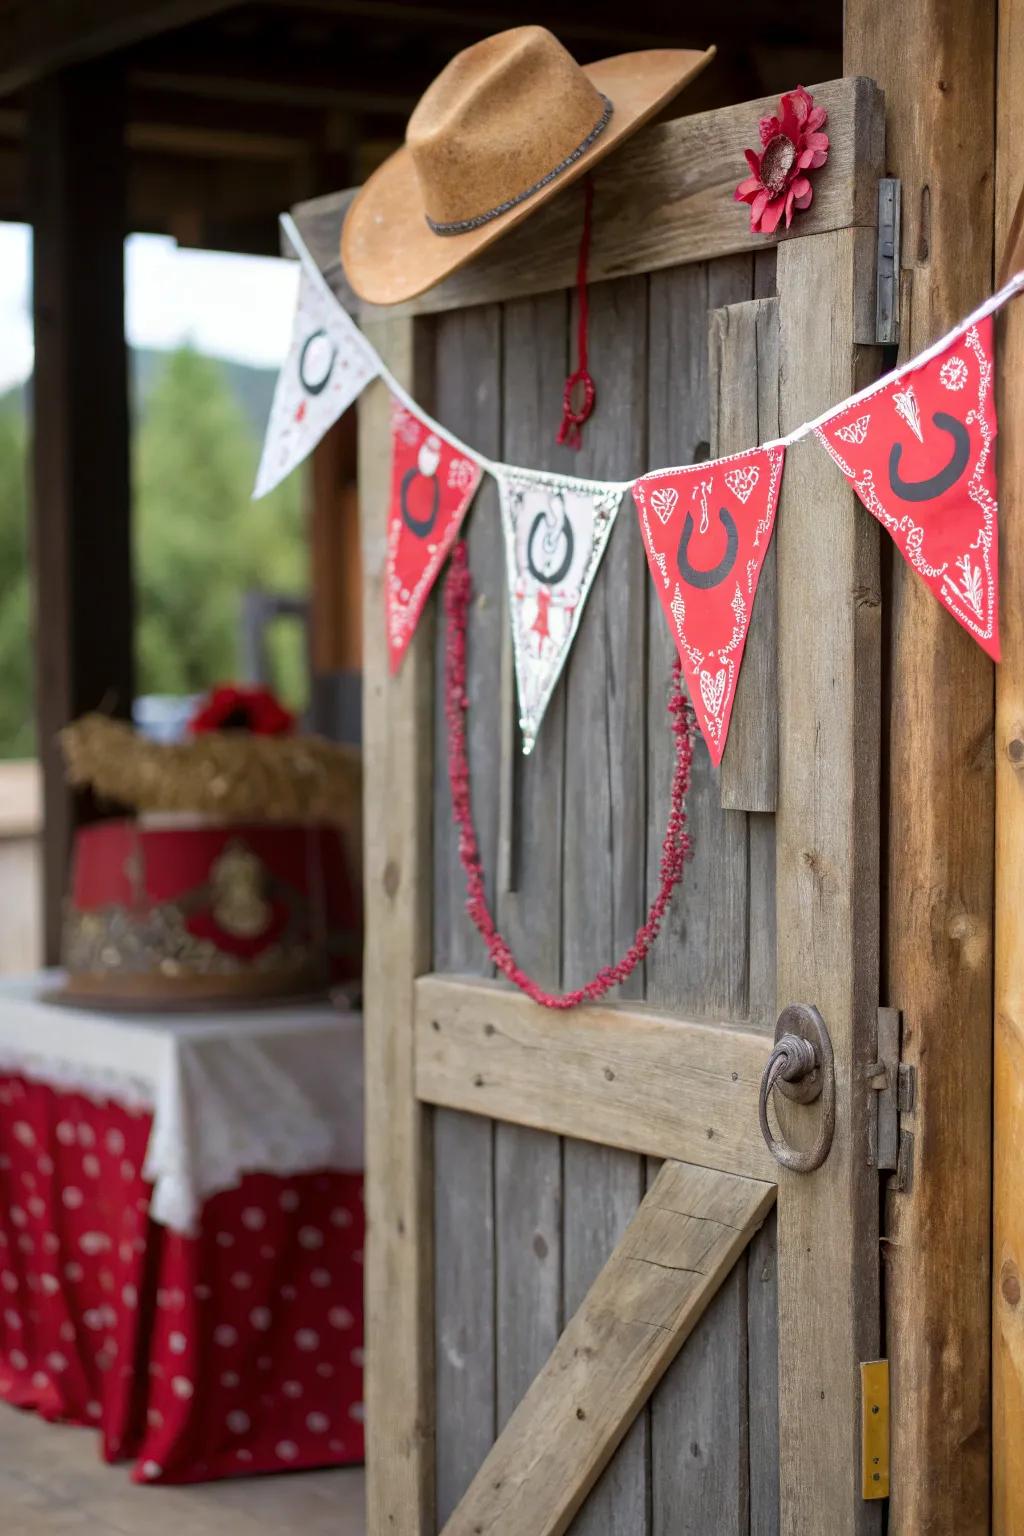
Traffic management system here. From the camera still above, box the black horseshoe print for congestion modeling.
[677,508,739,591]
[298,329,337,395]
[400,466,440,538]
[526,509,575,586]
[888,411,971,503]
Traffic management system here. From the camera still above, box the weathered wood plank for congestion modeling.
[713,298,780,812]
[562,273,648,1002]
[645,259,751,1018]
[495,1124,563,1429]
[493,291,571,1440]
[358,314,436,1536]
[747,812,777,1031]
[433,1110,496,1525]
[432,304,504,976]
[496,289,573,980]
[300,77,882,321]
[443,1159,774,1536]
[774,228,882,1536]
[415,974,777,1181]
[995,5,1024,1526]
[559,273,650,1535]
[650,1261,749,1536]
[430,302,503,1522]
[563,1144,648,1536]
[844,8,995,1532]
[747,1213,780,1536]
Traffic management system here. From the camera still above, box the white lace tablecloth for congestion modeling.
[0,973,363,1233]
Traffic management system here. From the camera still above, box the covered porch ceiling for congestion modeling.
[0,0,841,254]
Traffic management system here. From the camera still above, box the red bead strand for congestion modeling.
[443,540,694,1010]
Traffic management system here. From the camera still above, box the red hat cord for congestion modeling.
[555,176,597,450]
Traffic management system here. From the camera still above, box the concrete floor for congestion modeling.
[0,1401,366,1535]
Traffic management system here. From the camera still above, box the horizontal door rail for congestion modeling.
[415,973,778,1181]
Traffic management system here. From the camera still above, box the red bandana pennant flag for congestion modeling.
[387,397,483,673]
[633,446,785,764]
[816,317,1000,659]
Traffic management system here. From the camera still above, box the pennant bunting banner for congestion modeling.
[816,316,1000,659]
[253,259,380,500]
[497,467,625,754]
[255,222,1024,759]
[633,446,785,764]
[387,397,484,674]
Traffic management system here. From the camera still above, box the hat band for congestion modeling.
[425,94,614,236]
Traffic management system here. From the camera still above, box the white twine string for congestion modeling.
[280,212,1024,488]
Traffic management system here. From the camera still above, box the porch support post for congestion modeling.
[844,5,996,1531]
[28,63,134,963]
[994,2,1024,1527]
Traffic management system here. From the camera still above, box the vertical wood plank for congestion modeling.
[651,1262,750,1536]
[496,290,574,976]
[994,4,1024,1527]
[434,1109,496,1526]
[430,303,503,1522]
[844,10,995,1532]
[646,261,750,1018]
[494,292,572,1436]
[433,304,504,976]
[563,273,648,1001]
[713,298,780,812]
[495,1125,562,1429]
[747,1212,780,1536]
[28,63,132,963]
[774,227,882,1536]
[358,314,436,1536]
[561,274,650,1536]
[563,1144,647,1536]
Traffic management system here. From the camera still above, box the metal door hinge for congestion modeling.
[861,1359,890,1499]
[868,1006,915,1187]
[876,178,901,345]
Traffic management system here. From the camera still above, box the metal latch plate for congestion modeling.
[861,1358,890,1499]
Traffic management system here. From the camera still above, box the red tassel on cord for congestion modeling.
[556,176,596,450]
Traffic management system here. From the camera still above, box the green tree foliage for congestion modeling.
[134,346,305,705]
[0,346,306,759]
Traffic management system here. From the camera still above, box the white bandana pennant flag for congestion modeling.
[498,467,625,754]
[253,256,379,500]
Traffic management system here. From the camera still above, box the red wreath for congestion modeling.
[189,685,295,737]
[734,85,829,236]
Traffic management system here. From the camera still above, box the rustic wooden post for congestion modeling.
[844,5,996,1530]
[28,63,134,963]
[994,6,1024,1528]
[774,225,882,1536]
[358,313,436,1536]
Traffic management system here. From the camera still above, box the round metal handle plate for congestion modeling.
[758,1004,836,1173]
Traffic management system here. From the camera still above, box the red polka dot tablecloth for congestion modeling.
[0,979,364,1485]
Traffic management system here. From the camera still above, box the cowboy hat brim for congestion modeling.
[341,46,716,306]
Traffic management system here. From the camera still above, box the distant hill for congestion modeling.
[0,348,279,440]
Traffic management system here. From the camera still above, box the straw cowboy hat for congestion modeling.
[341,26,715,305]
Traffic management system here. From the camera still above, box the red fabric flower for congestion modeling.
[189,685,295,736]
[734,85,829,236]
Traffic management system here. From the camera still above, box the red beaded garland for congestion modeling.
[443,540,694,1010]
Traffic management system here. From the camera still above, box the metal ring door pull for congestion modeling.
[758,1004,836,1173]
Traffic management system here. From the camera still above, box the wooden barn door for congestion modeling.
[343,75,886,1536]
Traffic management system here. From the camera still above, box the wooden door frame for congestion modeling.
[295,72,886,1536]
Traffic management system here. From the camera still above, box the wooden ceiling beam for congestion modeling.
[252,0,838,51]
[0,0,237,98]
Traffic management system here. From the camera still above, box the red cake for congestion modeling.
[56,689,363,1010]
[60,818,360,1008]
